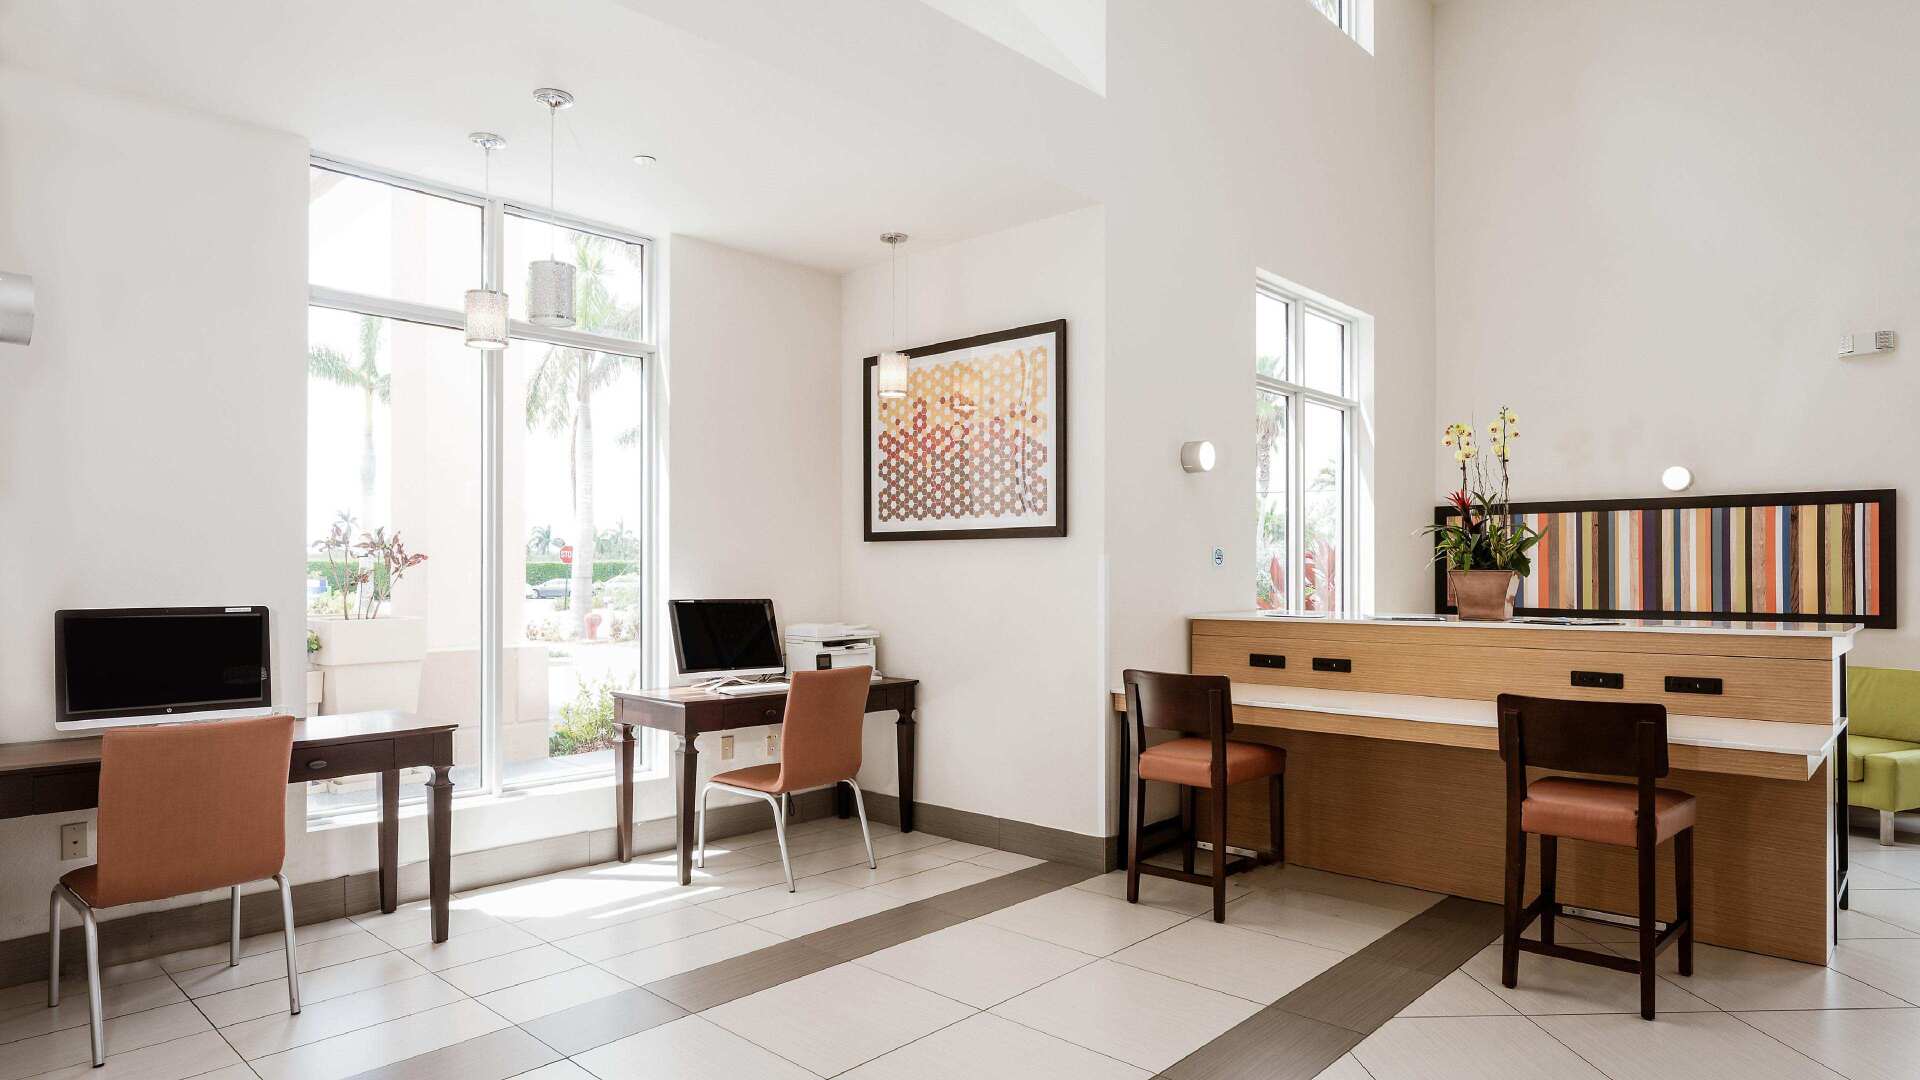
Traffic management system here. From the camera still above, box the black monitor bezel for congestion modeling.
[54,605,274,725]
[668,598,785,676]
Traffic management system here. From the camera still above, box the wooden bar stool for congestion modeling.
[1497,693,1696,1021]
[1123,670,1286,922]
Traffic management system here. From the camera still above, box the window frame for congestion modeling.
[305,155,660,811]
[1255,280,1359,613]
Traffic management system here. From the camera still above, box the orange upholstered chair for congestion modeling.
[696,667,877,891]
[50,715,299,1066]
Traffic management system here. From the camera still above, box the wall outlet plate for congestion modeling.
[60,822,89,861]
[767,731,779,755]
[720,735,735,760]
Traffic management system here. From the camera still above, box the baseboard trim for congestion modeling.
[860,792,1125,871]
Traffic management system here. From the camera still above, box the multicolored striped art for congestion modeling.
[1433,490,1896,628]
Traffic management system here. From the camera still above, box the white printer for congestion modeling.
[784,623,880,677]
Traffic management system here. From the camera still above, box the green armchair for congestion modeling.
[1848,666,1920,844]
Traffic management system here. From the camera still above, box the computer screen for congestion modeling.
[56,606,272,729]
[670,599,784,675]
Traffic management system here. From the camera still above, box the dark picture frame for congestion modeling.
[863,319,1068,542]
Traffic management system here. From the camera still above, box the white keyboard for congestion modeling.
[714,681,790,696]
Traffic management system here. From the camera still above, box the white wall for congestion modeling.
[1435,0,1920,666]
[0,69,309,938]
[840,206,1108,838]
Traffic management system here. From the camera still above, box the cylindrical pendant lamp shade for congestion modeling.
[876,351,909,400]
[464,289,508,349]
[0,271,34,346]
[527,259,576,328]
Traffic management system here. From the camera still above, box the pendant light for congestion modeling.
[527,87,577,328]
[876,232,910,400]
[463,132,509,349]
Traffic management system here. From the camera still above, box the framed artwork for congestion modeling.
[1431,488,1897,628]
[863,319,1067,541]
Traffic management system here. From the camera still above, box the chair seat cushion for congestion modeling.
[1521,776,1696,847]
[1848,736,1920,783]
[1138,738,1286,788]
[711,764,784,793]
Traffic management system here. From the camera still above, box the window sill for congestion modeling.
[303,763,672,834]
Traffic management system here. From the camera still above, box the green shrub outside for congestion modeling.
[548,673,633,756]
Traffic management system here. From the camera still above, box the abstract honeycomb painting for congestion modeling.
[864,320,1067,541]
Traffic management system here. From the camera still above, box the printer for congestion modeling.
[784,623,880,677]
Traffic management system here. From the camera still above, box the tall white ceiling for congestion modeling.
[0,0,1104,270]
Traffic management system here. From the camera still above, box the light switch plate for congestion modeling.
[767,731,779,755]
[60,822,89,861]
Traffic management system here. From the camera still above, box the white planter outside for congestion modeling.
[304,669,325,714]
[307,616,428,714]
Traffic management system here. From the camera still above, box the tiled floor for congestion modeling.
[5,822,1919,1079]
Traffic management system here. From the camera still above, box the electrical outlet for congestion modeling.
[767,731,780,755]
[60,822,89,861]
[720,735,734,760]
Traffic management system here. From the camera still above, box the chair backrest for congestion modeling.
[1495,693,1669,778]
[1122,670,1232,775]
[1849,666,1920,744]
[93,714,295,908]
[775,667,872,792]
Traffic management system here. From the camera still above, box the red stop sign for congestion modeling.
[559,544,574,565]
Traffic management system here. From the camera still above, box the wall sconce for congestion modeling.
[0,271,33,345]
[1661,465,1693,492]
[1180,441,1217,473]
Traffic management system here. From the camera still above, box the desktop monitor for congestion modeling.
[55,606,274,731]
[670,599,785,677]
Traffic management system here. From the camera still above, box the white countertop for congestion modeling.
[1193,610,1863,639]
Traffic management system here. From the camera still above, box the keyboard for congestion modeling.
[714,681,791,696]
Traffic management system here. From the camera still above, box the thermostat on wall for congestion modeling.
[1838,331,1896,358]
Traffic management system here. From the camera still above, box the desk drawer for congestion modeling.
[292,740,393,782]
[0,775,29,817]
[723,700,786,729]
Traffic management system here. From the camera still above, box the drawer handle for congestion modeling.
[1571,670,1624,690]
[1312,657,1351,673]
[1665,675,1723,696]
[306,759,329,771]
[1249,653,1286,670]
[762,708,779,720]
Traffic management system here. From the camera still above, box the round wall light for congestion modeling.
[1181,441,1217,473]
[1661,465,1694,492]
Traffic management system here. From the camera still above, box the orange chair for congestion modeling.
[696,667,878,891]
[50,715,300,1066]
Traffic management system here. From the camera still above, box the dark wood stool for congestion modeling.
[1123,670,1286,922]
[1497,693,1696,1020]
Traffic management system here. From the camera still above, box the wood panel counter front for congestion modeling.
[1111,613,1859,964]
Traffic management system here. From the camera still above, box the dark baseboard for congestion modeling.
[0,788,836,991]
[861,792,1122,871]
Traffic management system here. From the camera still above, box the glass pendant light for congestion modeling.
[876,232,910,400]
[463,132,509,349]
[527,88,577,328]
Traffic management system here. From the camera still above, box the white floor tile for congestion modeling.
[0,1002,210,1080]
[747,887,912,939]
[970,850,1045,872]
[992,959,1260,1074]
[437,943,583,996]
[1610,940,1906,1011]
[923,840,993,861]
[1827,938,1920,1002]
[476,964,633,1024]
[594,923,789,986]
[0,974,185,1045]
[1353,1016,1606,1080]
[1844,865,1920,891]
[173,927,388,998]
[856,921,1096,1009]
[572,1014,815,1080]
[248,998,508,1080]
[218,972,461,1059]
[156,918,362,974]
[816,849,957,888]
[349,902,503,949]
[1838,908,1919,940]
[510,1061,598,1080]
[698,876,854,922]
[1738,1007,1920,1080]
[866,829,952,859]
[842,1011,1148,1079]
[18,1029,242,1080]
[1216,888,1416,954]
[981,888,1186,956]
[1313,1054,1375,1080]
[552,904,736,963]
[0,960,169,1014]
[1396,971,1518,1017]
[1247,865,1444,915]
[1071,869,1251,916]
[1534,1011,1845,1080]
[194,952,430,1028]
[868,861,1007,902]
[704,963,972,1077]
[784,841,886,879]
[1460,943,1714,1015]
[1109,918,1346,1003]
[1845,889,1920,934]
[400,922,544,972]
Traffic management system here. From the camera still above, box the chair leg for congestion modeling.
[695,782,713,869]
[846,781,877,869]
[1210,782,1228,923]
[230,885,243,967]
[1501,826,1525,989]
[1180,786,1196,875]
[1126,774,1144,904]
[1675,828,1695,977]
[79,897,104,1067]
[1268,774,1285,866]
[770,796,795,892]
[1638,835,1657,1020]
[1882,810,1897,846]
[1539,835,1557,947]
[47,887,61,1008]
[276,874,300,1015]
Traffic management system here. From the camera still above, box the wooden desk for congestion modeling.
[613,678,918,886]
[0,711,458,943]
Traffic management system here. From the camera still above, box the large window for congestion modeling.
[1255,282,1356,612]
[1305,0,1368,50]
[305,161,653,819]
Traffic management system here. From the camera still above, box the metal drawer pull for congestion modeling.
[306,759,328,770]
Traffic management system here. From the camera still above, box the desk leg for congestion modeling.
[675,734,698,887]
[896,705,917,833]
[379,770,400,914]
[617,724,636,863]
[427,766,452,943]
[1837,725,1850,921]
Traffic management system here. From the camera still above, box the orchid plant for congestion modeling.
[1420,406,1545,576]
[311,523,429,619]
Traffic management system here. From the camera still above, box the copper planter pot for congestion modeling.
[1449,569,1520,621]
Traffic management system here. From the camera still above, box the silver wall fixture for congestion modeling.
[1180,441,1217,473]
[1838,330,1896,359]
[0,271,34,345]
[527,88,577,328]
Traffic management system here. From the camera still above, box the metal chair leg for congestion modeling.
[696,782,714,869]
[79,896,104,1067]
[46,887,60,1008]
[276,874,301,1015]
[846,781,877,869]
[770,796,795,892]
[230,885,243,966]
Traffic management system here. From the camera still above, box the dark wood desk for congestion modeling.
[0,711,459,943]
[613,678,918,886]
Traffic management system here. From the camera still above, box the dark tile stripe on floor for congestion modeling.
[1164,895,1504,1080]
[518,986,686,1056]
